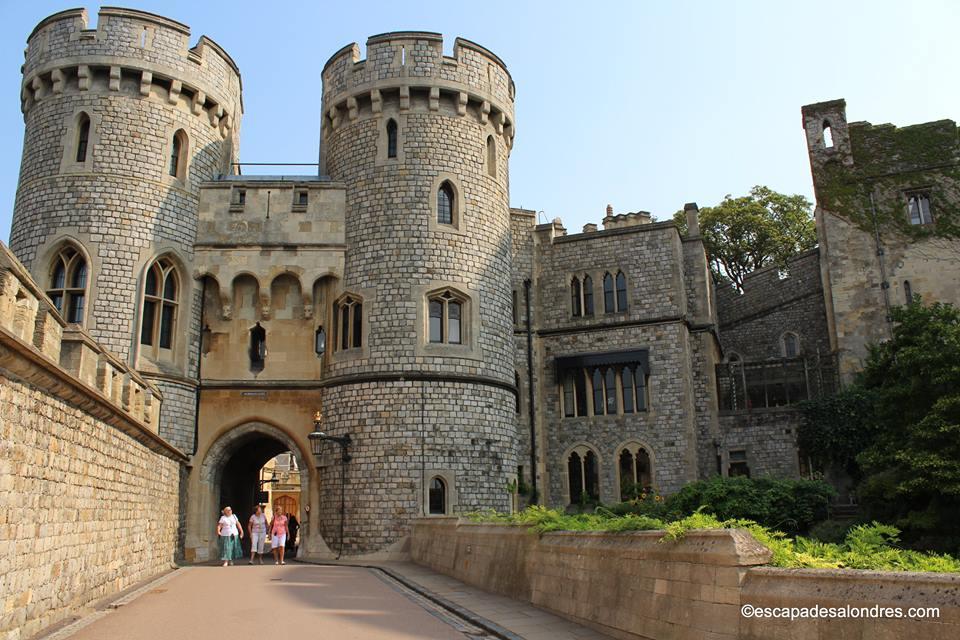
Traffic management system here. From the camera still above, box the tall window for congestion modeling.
[48,245,88,324]
[437,182,455,225]
[781,332,800,358]
[582,276,594,316]
[907,193,933,226]
[428,290,464,344]
[615,271,628,311]
[75,113,90,163]
[486,135,496,177]
[567,448,599,505]
[904,280,913,304]
[561,363,647,417]
[822,120,833,148]
[618,445,653,500]
[140,257,178,352]
[249,322,266,371]
[334,295,363,351]
[603,273,615,312]
[570,277,582,317]
[386,119,398,159]
[428,477,447,514]
[169,129,187,179]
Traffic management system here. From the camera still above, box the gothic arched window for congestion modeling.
[169,129,188,179]
[486,135,496,177]
[48,245,88,324]
[603,272,615,313]
[437,181,455,225]
[615,270,628,311]
[140,257,179,353]
[567,447,599,505]
[334,294,363,351]
[570,277,582,317]
[428,290,465,345]
[428,477,447,514]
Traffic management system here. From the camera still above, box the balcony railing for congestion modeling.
[716,353,839,412]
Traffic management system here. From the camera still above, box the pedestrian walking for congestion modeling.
[270,506,288,565]
[248,504,268,564]
[286,513,300,558]
[217,506,243,567]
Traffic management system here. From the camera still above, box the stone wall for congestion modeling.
[0,243,186,640]
[411,518,960,640]
[802,99,960,379]
[411,518,771,640]
[716,249,831,361]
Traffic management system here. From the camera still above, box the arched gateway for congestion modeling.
[184,421,330,562]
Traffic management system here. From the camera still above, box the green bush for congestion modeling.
[465,507,960,573]
[662,476,835,535]
[807,518,857,544]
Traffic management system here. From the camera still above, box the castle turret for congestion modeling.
[319,32,517,554]
[11,7,243,450]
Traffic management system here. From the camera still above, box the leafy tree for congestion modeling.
[798,386,879,478]
[854,300,960,549]
[673,186,817,291]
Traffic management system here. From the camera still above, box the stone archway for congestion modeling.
[188,421,327,561]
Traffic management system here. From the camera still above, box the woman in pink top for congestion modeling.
[270,506,289,565]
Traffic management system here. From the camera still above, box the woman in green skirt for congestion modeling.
[216,506,244,566]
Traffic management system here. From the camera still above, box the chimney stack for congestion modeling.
[684,202,700,237]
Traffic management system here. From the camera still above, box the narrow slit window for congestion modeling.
[250,322,266,370]
[76,113,90,163]
[603,273,615,313]
[169,129,188,179]
[387,119,398,159]
[486,135,496,177]
[822,120,834,148]
[904,280,913,304]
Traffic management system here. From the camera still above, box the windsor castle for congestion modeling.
[2,7,960,636]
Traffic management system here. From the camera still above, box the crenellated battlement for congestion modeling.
[21,7,242,132]
[321,32,515,145]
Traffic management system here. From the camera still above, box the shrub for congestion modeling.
[662,476,835,535]
[465,507,960,573]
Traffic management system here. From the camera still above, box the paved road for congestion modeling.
[67,564,478,639]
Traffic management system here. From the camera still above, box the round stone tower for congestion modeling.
[11,7,242,451]
[320,32,517,554]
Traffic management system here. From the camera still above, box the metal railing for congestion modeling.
[716,352,840,412]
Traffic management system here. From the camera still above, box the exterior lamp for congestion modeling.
[307,409,352,559]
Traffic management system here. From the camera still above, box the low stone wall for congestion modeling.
[411,518,771,639]
[410,518,960,639]
[0,243,187,640]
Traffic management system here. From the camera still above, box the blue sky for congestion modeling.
[1,1,958,239]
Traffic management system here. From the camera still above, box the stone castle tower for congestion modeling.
[11,7,242,449]
[318,33,519,553]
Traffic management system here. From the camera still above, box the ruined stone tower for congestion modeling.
[11,7,242,450]
[319,33,518,553]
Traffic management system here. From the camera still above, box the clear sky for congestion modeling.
[1,0,958,240]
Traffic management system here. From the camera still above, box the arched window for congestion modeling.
[386,119,398,159]
[48,245,88,324]
[615,271,628,311]
[249,322,266,371]
[570,277,582,317]
[169,129,187,179]
[822,120,834,148]
[428,477,447,514]
[315,326,326,356]
[75,113,90,163]
[428,290,464,344]
[437,181,455,225]
[567,447,599,505]
[334,294,363,351]
[781,332,800,359]
[140,257,179,353]
[618,444,653,500]
[603,273,615,313]
[486,135,496,177]
[582,275,594,316]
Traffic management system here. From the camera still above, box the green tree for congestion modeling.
[673,186,817,291]
[855,300,960,549]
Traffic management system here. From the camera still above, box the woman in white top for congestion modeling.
[216,506,244,566]
[248,504,268,564]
